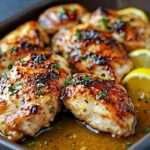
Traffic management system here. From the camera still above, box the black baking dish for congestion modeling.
[0,0,150,150]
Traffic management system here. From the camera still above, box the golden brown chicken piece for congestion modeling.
[52,24,133,82]
[0,21,49,73]
[38,3,88,34]
[82,7,150,50]
[61,73,136,137]
[0,50,70,141]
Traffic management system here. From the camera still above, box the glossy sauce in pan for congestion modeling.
[24,92,150,150]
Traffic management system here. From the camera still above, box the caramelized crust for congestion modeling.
[0,50,70,141]
[82,7,150,50]
[62,73,136,137]
[0,21,49,73]
[39,4,88,34]
[52,24,133,82]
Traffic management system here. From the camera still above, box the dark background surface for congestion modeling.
[0,0,149,22]
[0,0,150,21]
[0,0,150,35]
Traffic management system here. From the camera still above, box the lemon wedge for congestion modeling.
[123,68,150,100]
[118,7,149,22]
[129,49,150,68]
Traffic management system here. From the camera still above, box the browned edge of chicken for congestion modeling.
[38,3,88,34]
[61,73,136,137]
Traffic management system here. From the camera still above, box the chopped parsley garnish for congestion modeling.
[59,7,66,14]
[75,30,100,41]
[64,75,91,86]
[51,63,60,69]
[64,78,72,86]
[8,83,23,95]
[98,17,109,30]
[58,7,68,20]
[96,90,107,100]
[75,30,81,39]
[11,47,18,52]
[81,53,107,65]
[82,75,90,82]
[8,64,13,70]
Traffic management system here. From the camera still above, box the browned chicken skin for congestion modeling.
[61,73,136,137]
[39,4,87,34]
[52,24,133,82]
[82,7,150,50]
[0,3,146,141]
[0,21,49,73]
[0,50,70,141]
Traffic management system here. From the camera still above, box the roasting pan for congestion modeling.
[0,0,150,150]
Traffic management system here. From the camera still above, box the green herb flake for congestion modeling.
[59,7,66,14]
[8,83,23,95]
[64,79,72,86]
[58,7,67,19]
[8,64,13,70]
[96,90,108,100]
[81,55,87,60]
[98,17,109,30]
[82,75,90,82]
[75,30,81,39]
[11,47,18,52]
[52,63,60,69]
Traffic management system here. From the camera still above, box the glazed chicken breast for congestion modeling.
[0,21,49,73]
[52,24,133,82]
[82,7,150,50]
[38,4,87,34]
[0,50,70,141]
[61,73,136,137]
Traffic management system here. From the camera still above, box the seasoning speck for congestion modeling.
[96,90,107,100]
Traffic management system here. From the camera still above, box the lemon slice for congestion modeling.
[129,49,150,68]
[123,68,150,100]
[118,7,149,22]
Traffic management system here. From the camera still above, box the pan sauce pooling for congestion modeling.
[0,2,149,150]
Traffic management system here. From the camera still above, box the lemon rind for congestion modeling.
[118,7,149,22]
